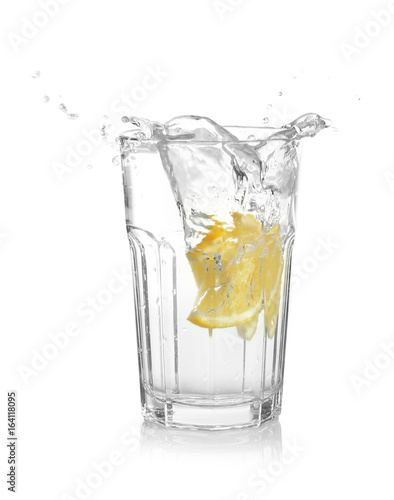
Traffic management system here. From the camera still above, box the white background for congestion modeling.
[2,0,394,499]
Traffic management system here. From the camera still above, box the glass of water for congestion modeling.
[119,114,328,429]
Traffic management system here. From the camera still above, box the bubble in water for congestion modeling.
[267,104,272,109]
[103,115,109,120]
[67,113,79,120]
[112,156,120,166]
[87,164,93,169]
[122,116,130,123]
[278,91,283,96]
[32,70,41,79]
[42,96,50,103]
[59,103,68,113]
[262,117,269,124]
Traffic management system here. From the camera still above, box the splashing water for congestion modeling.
[119,113,329,250]
[58,102,79,119]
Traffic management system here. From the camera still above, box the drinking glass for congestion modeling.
[119,118,323,429]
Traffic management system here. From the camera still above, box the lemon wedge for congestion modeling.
[186,212,283,340]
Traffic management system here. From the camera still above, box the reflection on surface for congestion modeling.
[141,418,282,459]
[139,419,282,499]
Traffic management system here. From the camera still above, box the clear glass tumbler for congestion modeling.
[120,116,326,429]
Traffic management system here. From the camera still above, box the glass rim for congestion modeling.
[119,124,294,146]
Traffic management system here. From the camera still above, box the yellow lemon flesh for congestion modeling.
[186,212,283,340]
[260,226,284,339]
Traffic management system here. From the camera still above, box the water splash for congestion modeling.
[100,116,112,142]
[268,113,330,141]
[119,113,329,249]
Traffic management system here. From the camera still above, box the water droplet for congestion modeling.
[267,104,272,109]
[122,116,130,123]
[103,115,109,120]
[67,113,78,120]
[355,95,361,100]
[262,117,269,124]
[32,70,41,79]
[87,164,93,169]
[59,103,68,113]
[278,91,283,96]
[112,156,120,166]
[42,95,50,103]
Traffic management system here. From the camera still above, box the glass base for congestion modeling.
[141,392,282,430]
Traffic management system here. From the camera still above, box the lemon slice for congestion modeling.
[261,228,284,339]
[187,213,264,329]
[186,212,283,340]
[236,315,259,341]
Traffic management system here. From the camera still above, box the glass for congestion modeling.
[119,116,327,429]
